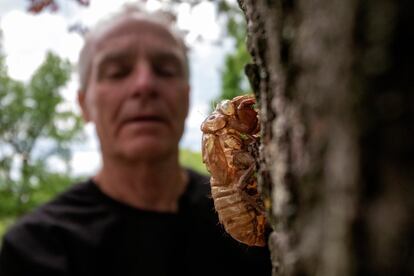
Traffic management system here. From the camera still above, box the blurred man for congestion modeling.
[0,6,271,275]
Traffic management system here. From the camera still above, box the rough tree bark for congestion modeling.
[239,0,414,275]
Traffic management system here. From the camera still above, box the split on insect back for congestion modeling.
[201,94,267,247]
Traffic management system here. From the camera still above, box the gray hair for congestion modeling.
[77,4,189,92]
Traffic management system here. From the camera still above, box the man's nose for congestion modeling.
[129,61,157,98]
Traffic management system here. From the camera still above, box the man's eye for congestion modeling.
[102,65,131,80]
[153,63,180,77]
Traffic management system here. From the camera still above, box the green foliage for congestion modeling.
[179,148,208,175]
[0,170,77,217]
[0,172,78,244]
[212,2,251,108]
[220,40,250,100]
[0,51,83,215]
[0,217,15,243]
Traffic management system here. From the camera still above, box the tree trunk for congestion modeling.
[239,0,414,275]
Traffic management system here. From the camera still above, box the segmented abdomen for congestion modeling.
[211,180,266,247]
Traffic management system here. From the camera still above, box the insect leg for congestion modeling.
[235,164,264,214]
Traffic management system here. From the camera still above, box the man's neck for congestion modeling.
[94,154,188,213]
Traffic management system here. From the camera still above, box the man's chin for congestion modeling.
[116,140,177,162]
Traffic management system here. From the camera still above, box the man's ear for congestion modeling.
[77,91,91,122]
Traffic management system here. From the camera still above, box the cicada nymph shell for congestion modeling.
[201,95,266,247]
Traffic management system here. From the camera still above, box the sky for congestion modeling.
[0,0,235,175]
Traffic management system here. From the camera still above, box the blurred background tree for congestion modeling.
[0,51,83,235]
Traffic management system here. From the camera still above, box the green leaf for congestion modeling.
[0,51,83,216]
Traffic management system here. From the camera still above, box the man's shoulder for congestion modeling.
[0,179,108,274]
[185,169,211,203]
[27,178,102,220]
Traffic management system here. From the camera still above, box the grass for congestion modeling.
[0,217,15,246]
[179,148,209,175]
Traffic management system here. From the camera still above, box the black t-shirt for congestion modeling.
[0,170,271,276]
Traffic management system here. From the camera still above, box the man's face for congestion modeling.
[79,17,190,162]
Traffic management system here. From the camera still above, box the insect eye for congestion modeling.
[219,100,234,115]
